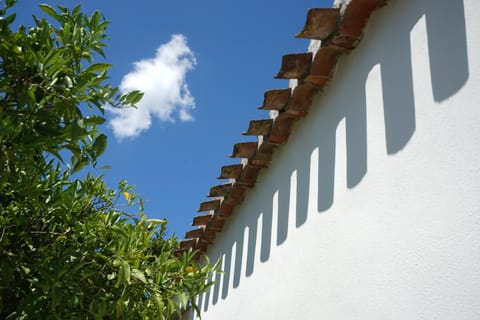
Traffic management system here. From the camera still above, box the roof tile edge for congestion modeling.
[183,0,389,258]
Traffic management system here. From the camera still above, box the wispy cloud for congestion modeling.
[108,34,196,140]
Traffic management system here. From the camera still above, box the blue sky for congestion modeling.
[15,0,333,237]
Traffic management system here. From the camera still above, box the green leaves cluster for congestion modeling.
[0,0,142,172]
[0,1,216,319]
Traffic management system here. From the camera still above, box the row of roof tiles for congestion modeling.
[179,0,388,259]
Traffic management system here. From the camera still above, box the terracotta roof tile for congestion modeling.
[237,164,262,188]
[218,201,236,217]
[180,239,197,250]
[295,8,340,40]
[200,229,216,243]
[258,89,291,111]
[225,184,247,204]
[269,112,297,144]
[217,164,243,179]
[185,0,388,254]
[196,241,209,253]
[332,0,387,50]
[285,83,321,117]
[197,199,221,212]
[242,119,273,136]
[207,215,225,231]
[185,227,205,239]
[207,183,233,197]
[306,44,347,87]
[251,141,277,168]
[275,52,313,79]
[230,141,258,159]
[192,214,213,226]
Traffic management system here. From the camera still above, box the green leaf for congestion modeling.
[152,294,164,313]
[83,115,105,126]
[90,11,101,28]
[2,13,16,25]
[72,4,82,16]
[92,46,106,58]
[49,150,64,163]
[92,133,107,157]
[26,87,36,104]
[177,292,188,308]
[64,75,73,88]
[123,90,144,105]
[85,63,112,74]
[117,260,131,286]
[34,122,63,137]
[43,49,61,68]
[147,219,167,226]
[69,120,83,140]
[131,268,147,284]
[112,259,121,267]
[39,4,62,22]
[13,46,22,54]
[116,298,128,318]
[72,157,88,173]
[20,265,31,275]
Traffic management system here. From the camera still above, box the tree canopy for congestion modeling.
[0,1,217,318]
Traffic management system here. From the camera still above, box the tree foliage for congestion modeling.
[0,1,217,318]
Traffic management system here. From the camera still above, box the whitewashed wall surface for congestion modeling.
[185,0,480,318]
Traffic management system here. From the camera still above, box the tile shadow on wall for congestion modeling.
[190,0,469,316]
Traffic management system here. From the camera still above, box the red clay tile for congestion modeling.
[295,8,340,40]
[180,239,197,249]
[306,44,346,87]
[242,119,273,136]
[275,53,313,79]
[207,215,225,231]
[192,214,213,226]
[226,184,247,204]
[219,201,236,217]
[196,240,209,252]
[237,164,262,187]
[230,142,258,159]
[218,164,243,179]
[197,199,221,212]
[250,141,277,167]
[200,229,216,243]
[185,228,204,239]
[208,183,233,197]
[259,89,291,111]
[285,83,320,116]
[333,0,387,50]
[269,112,297,144]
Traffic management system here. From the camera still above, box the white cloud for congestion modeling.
[108,34,196,140]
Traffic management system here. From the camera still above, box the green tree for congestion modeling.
[0,1,217,318]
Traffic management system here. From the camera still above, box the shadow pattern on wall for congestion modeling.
[183,0,469,315]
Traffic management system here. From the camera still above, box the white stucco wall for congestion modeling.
[187,0,480,318]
